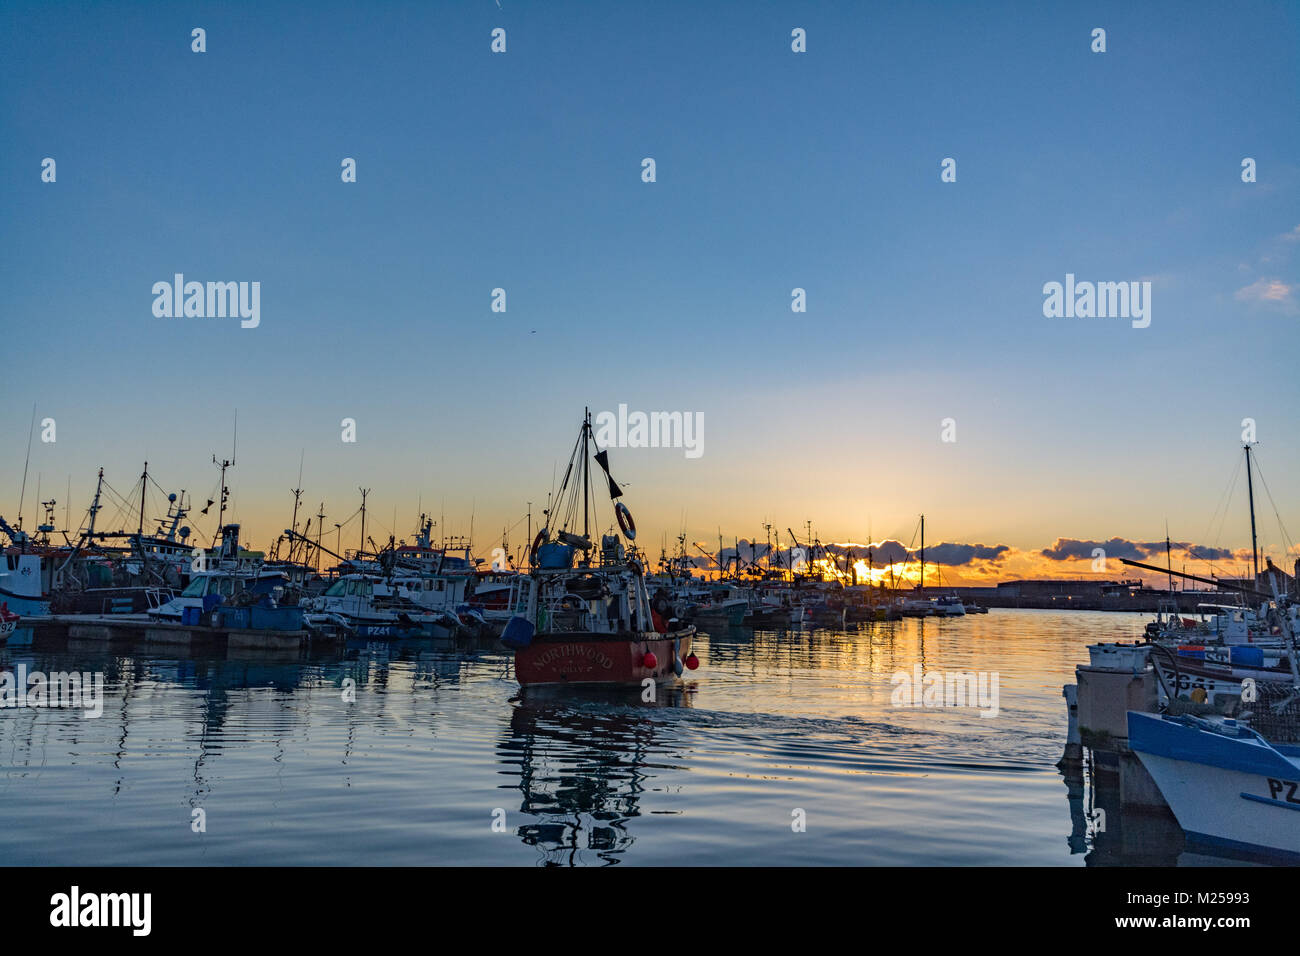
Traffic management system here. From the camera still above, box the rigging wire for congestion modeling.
[1249,451,1297,561]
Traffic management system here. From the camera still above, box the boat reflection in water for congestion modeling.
[500,684,694,866]
[6,610,1287,866]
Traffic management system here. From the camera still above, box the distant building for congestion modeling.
[937,577,1239,611]
[1220,557,1298,598]
[994,579,1143,599]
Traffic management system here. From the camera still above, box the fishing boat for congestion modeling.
[680,584,749,628]
[1150,643,1282,704]
[930,594,967,617]
[741,594,785,627]
[303,572,465,638]
[149,566,290,622]
[466,572,530,633]
[1145,600,1283,644]
[502,412,698,688]
[0,548,51,617]
[898,597,934,617]
[0,603,18,644]
[1129,710,1300,860]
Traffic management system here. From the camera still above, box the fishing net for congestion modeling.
[1242,678,1300,743]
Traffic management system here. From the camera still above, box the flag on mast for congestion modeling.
[593,449,624,499]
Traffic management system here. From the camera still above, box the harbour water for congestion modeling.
[0,609,1196,866]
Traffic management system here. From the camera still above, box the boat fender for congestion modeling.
[615,502,636,541]
[672,638,683,676]
[501,615,535,649]
[684,652,699,670]
[642,651,658,670]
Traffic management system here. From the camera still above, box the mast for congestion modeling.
[315,503,325,571]
[289,451,304,561]
[582,408,590,541]
[86,468,104,540]
[1245,443,1259,585]
[358,487,370,561]
[1165,521,1175,598]
[920,513,925,591]
[212,457,230,544]
[58,468,104,575]
[212,414,237,547]
[138,462,148,535]
[16,402,36,532]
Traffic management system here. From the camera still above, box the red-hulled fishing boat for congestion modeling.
[502,411,699,687]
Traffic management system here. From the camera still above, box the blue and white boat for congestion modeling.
[0,550,51,617]
[304,572,465,639]
[1128,710,1300,860]
[930,594,967,617]
[148,568,288,622]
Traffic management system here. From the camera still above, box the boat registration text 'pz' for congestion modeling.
[1266,778,1300,804]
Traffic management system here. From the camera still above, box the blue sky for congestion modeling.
[2,0,1297,579]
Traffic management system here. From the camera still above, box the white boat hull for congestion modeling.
[1129,711,1300,860]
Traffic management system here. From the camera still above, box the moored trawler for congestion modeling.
[503,412,698,688]
[0,602,18,644]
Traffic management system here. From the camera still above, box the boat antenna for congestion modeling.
[16,401,36,530]
[211,411,238,545]
[359,487,371,560]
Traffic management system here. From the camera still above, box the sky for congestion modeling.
[2,0,1297,586]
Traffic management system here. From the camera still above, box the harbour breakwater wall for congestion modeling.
[914,586,1241,613]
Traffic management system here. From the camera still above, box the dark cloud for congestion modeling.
[844,540,910,565]
[1136,541,1238,562]
[1042,538,1239,563]
[1183,545,1236,562]
[812,540,1007,567]
[922,542,1010,566]
[1041,537,1144,561]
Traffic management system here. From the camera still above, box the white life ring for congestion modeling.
[615,502,636,541]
